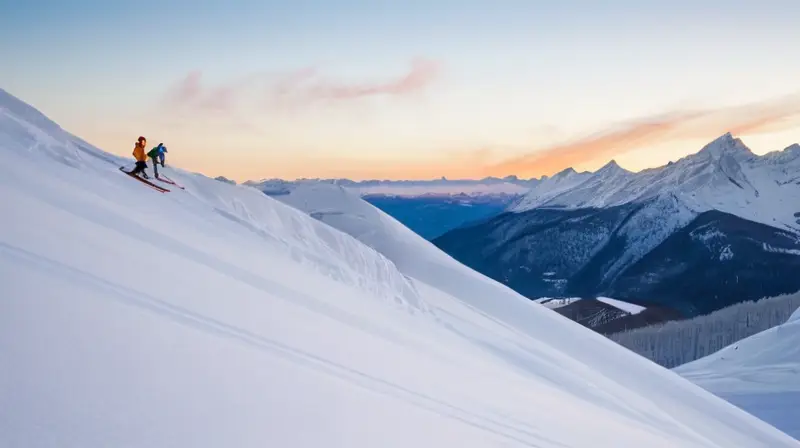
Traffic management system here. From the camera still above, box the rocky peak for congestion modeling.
[697,132,754,160]
[552,167,577,179]
[595,160,631,177]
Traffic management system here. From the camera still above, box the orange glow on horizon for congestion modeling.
[89,92,800,183]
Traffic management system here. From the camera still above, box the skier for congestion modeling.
[129,136,149,178]
[147,143,168,177]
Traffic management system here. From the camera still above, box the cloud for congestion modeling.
[162,58,440,115]
[304,58,440,101]
[486,93,800,178]
[163,71,240,112]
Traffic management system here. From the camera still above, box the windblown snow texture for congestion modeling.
[1,88,797,447]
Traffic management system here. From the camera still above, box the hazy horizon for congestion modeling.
[226,130,799,183]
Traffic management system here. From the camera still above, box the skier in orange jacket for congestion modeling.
[129,136,150,178]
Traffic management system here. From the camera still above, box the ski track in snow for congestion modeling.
[0,243,565,447]
[2,88,799,447]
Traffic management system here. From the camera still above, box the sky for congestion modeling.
[3,0,800,182]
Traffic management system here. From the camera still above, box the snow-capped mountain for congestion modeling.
[676,306,800,439]
[435,134,800,321]
[508,167,592,211]
[7,87,798,446]
[516,160,635,211]
[512,133,800,233]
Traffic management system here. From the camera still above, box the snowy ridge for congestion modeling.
[182,176,424,310]
[531,160,635,210]
[2,87,799,447]
[508,168,592,211]
[677,306,800,438]
[511,133,800,233]
[605,193,699,283]
[269,182,463,273]
[791,306,800,323]
[676,309,800,394]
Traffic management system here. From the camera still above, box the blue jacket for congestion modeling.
[147,144,168,159]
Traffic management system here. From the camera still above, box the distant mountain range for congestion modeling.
[244,176,537,197]
[433,133,800,324]
[508,133,800,234]
[244,133,800,327]
[246,178,526,239]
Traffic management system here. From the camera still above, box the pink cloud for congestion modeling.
[162,58,441,114]
[485,93,800,178]
[163,71,239,112]
[304,58,440,101]
[165,71,202,104]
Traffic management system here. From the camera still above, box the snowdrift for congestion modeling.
[676,307,800,439]
[1,87,798,447]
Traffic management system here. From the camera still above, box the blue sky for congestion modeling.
[3,0,800,180]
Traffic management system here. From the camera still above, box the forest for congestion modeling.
[610,292,800,368]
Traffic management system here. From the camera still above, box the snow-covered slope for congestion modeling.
[676,307,800,439]
[2,87,799,447]
[267,182,465,282]
[511,133,800,233]
[270,182,800,445]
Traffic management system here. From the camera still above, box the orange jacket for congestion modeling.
[132,141,147,162]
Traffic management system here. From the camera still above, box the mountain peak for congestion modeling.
[698,132,753,159]
[596,159,630,176]
[552,167,577,179]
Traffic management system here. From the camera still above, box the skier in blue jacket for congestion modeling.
[146,143,168,177]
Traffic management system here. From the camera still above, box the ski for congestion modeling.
[155,174,185,190]
[119,166,170,192]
